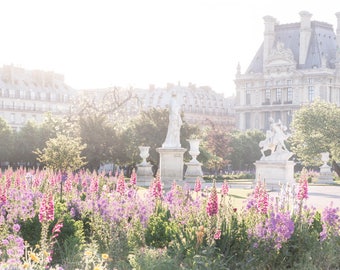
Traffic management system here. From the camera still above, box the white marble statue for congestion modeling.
[162,94,182,148]
[259,118,292,160]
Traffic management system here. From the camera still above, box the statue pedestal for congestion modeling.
[137,165,154,187]
[156,147,186,189]
[184,161,204,187]
[255,160,295,190]
[317,164,333,184]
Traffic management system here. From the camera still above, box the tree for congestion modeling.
[290,99,340,176]
[200,123,233,174]
[0,117,13,165]
[119,108,200,169]
[35,134,87,172]
[227,129,265,171]
[11,121,41,167]
[79,113,117,171]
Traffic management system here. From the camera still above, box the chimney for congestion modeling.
[335,12,340,67]
[263,15,276,69]
[299,11,312,65]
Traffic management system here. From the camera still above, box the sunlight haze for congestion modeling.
[0,0,339,97]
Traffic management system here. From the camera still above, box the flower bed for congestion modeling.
[0,168,339,269]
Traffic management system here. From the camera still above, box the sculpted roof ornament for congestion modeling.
[268,42,295,63]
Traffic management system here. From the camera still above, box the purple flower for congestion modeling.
[249,211,295,250]
[12,224,20,233]
[320,202,340,241]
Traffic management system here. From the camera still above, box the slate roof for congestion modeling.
[246,21,337,74]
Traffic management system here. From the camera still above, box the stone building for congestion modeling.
[235,11,340,131]
[0,65,77,130]
[82,82,235,129]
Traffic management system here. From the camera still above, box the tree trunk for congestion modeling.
[331,160,340,177]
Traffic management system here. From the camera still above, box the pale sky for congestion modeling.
[0,0,339,97]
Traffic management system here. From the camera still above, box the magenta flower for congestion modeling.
[194,177,201,192]
[51,221,64,240]
[297,175,308,201]
[214,229,221,240]
[116,171,126,195]
[151,175,163,199]
[39,194,54,223]
[221,180,229,195]
[246,181,268,214]
[206,182,218,216]
[130,169,137,186]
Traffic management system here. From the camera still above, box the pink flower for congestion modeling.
[221,180,229,195]
[246,181,268,214]
[194,177,201,192]
[39,194,54,223]
[116,171,126,195]
[151,174,163,199]
[297,173,308,201]
[214,229,221,240]
[51,222,63,240]
[130,169,137,186]
[206,182,218,216]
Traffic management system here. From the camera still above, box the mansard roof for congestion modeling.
[246,21,337,74]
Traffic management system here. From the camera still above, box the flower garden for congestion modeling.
[0,168,339,270]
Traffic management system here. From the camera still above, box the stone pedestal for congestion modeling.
[318,165,333,184]
[317,153,333,184]
[156,147,186,189]
[137,165,154,187]
[184,162,204,183]
[184,139,204,187]
[137,146,154,187]
[255,160,295,190]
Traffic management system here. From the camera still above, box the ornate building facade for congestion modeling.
[82,82,235,129]
[235,11,340,131]
[0,65,77,130]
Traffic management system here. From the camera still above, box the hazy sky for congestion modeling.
[0,0,339,97]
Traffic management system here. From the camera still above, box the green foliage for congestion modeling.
[200,124,233,173]
[145,203,176,248]
[79,113,117,171]
[35,133,87,172]
[291,99,340,166]
[227,129,265,171]
[0,117,13,163]
[20,214,42,247]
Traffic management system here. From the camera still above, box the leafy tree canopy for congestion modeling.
[290,99,340,174]
[35,134,87,172]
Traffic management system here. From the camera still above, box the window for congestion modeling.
[287,87,293,102]
[246,89,251,105]
[245,112,251,129]
[308,86,314,102]
[287,80,292,86]
[264,89,271,103]
[264,111,270,130]
[275,88,282,103]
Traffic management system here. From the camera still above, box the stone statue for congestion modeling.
[259,118,292,160]
[162,93,182,148]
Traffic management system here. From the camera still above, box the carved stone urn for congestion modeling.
[187,139,200,163]
[138,146,150,166]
